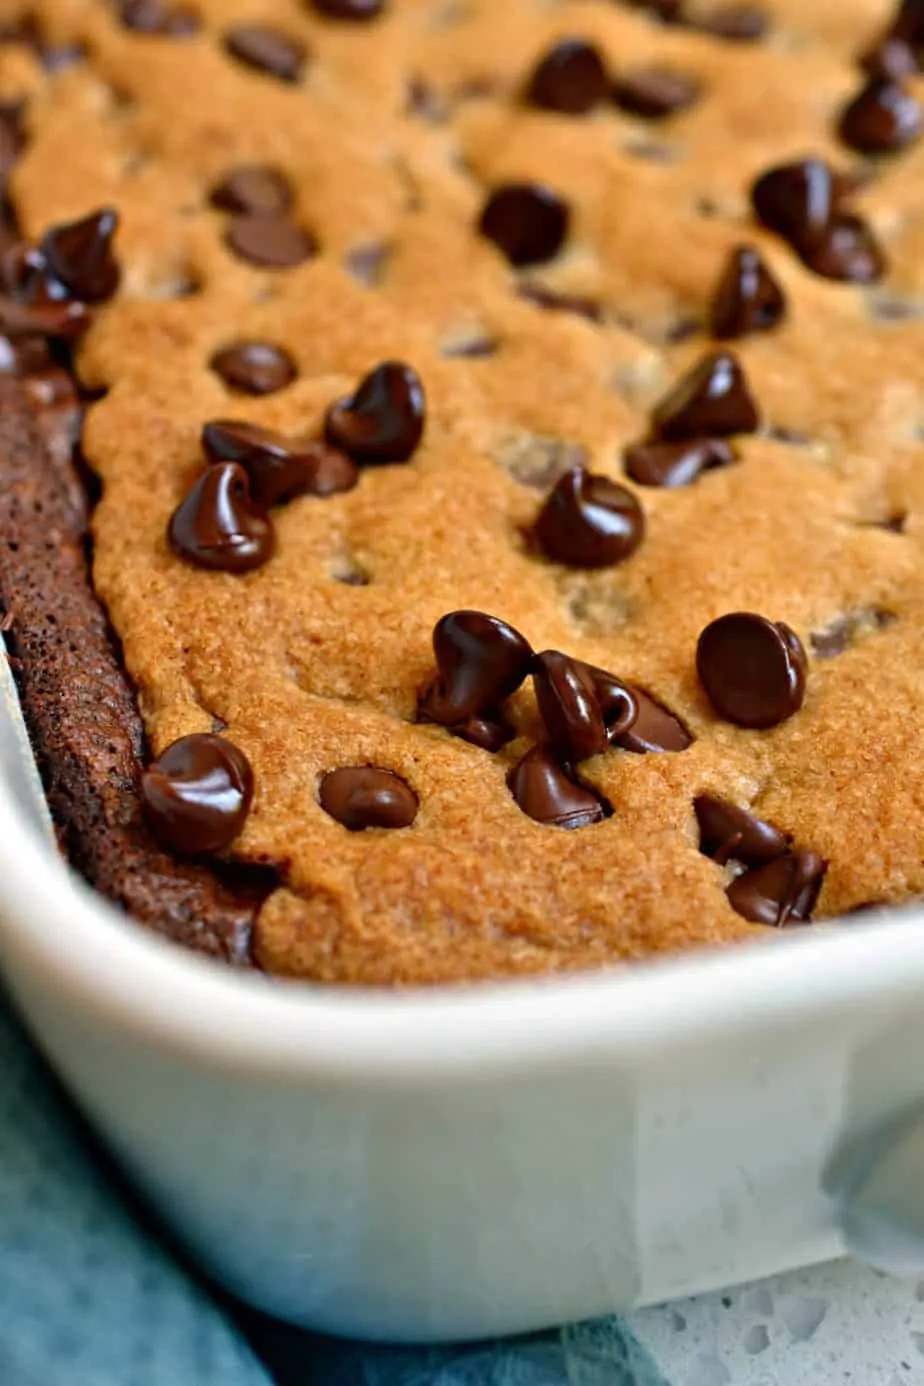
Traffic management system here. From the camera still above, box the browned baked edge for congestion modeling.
[0,372,270,965]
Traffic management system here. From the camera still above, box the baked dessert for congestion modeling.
[0,0,922,985]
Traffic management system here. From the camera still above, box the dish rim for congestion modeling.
[0,769,922,1084]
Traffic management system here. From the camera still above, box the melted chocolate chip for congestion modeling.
[726,850,827,925]
[533,651,608,761]
[202,420,358,506]
[325,360,425,464]
[624,437,734,487]
[310,0,385,18]
[694,793,789,866]
[319,767,417,831]
[534,466,645,568]
[225,214,317,268]
[525,37,609,115]
[40,209,120,303]
[693,3,767,40]
[479,184,570,267]
[210,165,293,216]
[224,26,306,82]
[839,76,921,153]
[507,743,608,829]
[417,673,514,752]
[652,351,759,440]
[751,158,839,245]
[141,733,254,855]
[578,663,639,741]
[118,0,200,34]
[168,462,275,572]
[517,281,603,322]
[710,244,786,339]
[697,612,808,728]
[810,606,896,657]
[419,610,533,724]
[799,213,885,283]
[615,687,692,753]
[210,341,297,395]
[612,66,700,118]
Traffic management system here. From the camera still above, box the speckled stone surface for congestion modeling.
[633,1260,924,1384]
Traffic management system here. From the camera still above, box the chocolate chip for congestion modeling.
[624,437,734,487]
[533,651,608,762]
[118,0,200,34]
[0,293,90,340]
[210,341,297,395]
[615,687,692,753]
[168,461,275,572]
[799,213,885,283]
[726,850,827,925]
[479,183,569,267]
[418,610,533,725]
[517,281,603,322]
[202,420,358,506]
[225,214,317,269]
[839,76,921,153]
[750,159,886,283]
[319,767,417,831]
[694,793,789,866]
[40,208,120,303]
[325,360,425,464]
[534,466,645,568]
[210,165,293,216]
[224,26,306,83]
[710,244,786,339]
[692,3,767,40]
[861,37,917,81]
[141,733,254,855]
[651,351,759,441]
[310,0,386,18]
[525,37,609,115]
[751,158,840,245]
[507,743,608,829]
[888,0,924,51]
[612,66,700,118]
[697,612,808,728]
[810,606,896,657]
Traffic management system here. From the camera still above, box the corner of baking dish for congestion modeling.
[1,766,924,1084]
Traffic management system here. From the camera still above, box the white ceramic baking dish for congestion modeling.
[1,659,924,1344]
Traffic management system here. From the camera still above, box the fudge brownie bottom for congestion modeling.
[0,375,269,965]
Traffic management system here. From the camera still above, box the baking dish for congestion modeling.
[1,653,924,1345]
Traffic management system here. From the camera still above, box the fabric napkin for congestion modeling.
[0,989,668,1386]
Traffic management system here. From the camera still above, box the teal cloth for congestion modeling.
[0,993,668,1386]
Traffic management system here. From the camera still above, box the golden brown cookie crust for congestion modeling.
[5,1,924,983]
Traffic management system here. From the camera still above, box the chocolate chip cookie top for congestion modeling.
[6,0,924,984]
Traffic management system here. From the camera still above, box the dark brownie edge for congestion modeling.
[0,374,268,966]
